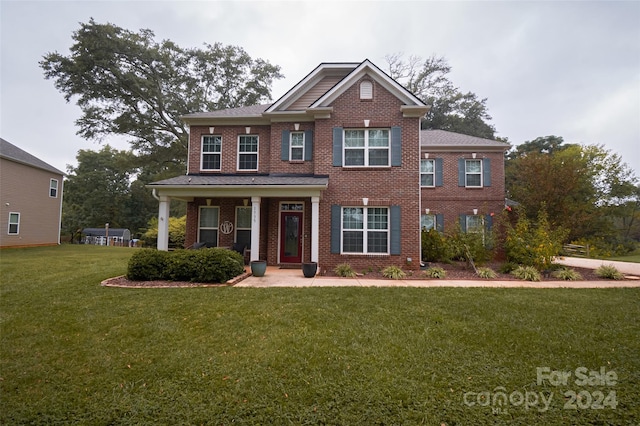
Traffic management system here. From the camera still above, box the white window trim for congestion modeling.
[8,212,20,235]
[420,159,435,187]
[237,135,259,171]
[343,129,390,167]
[50,179,58,198]
[289,132,305,162]
[201,135,222,171]
[198,206,220,244]
[341,206,389,255]
[465,159,483,188]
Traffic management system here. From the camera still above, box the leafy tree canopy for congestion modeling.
[385,53,496,139]
[41,19,283,175]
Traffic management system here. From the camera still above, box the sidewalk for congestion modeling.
[235,258,640,288]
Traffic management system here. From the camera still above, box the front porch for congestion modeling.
[148,174,328,268]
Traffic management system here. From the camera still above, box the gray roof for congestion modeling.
[149,174,329,187]
[0,138,65,175]
[182,104,272,120]
[421,130,509,149]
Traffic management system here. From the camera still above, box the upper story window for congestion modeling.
[290,132,304,161]
[238,135,258,171]
[202,135,222,170]
[465,159,482,187]
[50,179,58,197]
[8,212,20,235]
[344,129,389,167]
[420,159,435,187]
[360,81,373,99]
[342,206,388,254]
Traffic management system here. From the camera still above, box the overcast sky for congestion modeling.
[1,0,639,176]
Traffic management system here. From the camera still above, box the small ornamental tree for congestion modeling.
[504,207,568,270]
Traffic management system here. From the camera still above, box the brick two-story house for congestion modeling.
[148,60,508,273]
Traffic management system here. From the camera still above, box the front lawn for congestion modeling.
[1,245,638,424]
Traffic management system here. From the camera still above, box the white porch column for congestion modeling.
[311,196,320,263]
[157,195,171,251]
[250,196,261,261]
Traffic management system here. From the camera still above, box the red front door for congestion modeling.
[280,211,302,263]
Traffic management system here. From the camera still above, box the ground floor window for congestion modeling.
[235,206,251,248]
[421,214,435,231]
[466,215,484,233]
[342,207,388,254]
[8,212,19,234]
[199,206,219,245]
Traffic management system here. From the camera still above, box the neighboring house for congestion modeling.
[148,60,509,272]
[81,227,131,246]
[0,138,64,248]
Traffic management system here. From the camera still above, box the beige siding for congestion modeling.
[288,76,343,110]
[0,159,63,247]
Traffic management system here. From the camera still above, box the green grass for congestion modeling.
[1,245,639,424]
[606,253,640,263]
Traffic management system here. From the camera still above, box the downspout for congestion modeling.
[152,188,160,201]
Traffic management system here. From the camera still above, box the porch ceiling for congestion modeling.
[147,174,329,201]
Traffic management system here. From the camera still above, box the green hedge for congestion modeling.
[127,248,245,283]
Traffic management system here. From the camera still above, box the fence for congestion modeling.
[562,243,590,257]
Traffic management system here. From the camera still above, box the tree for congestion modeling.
[62,146,140,239]
[385,53,495,139]
[40,19,283,176]
[506,136,639,246]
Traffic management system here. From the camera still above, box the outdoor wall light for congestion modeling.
[473,208,478,215]
[425,208,430,215]
[424,153,429,159]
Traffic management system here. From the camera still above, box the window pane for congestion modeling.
[239,154,257,170]
[202,154,220,170]
[467,216,483,233]
[236,207,251,228]
[345,149,365,166]
[343,208,363,229]
[343,231,363,252]
[421,174,434,186]
[290,132,304,147]
[199,229,218,244]
[367,208,388,230]
[466,160,481,173]
[199,207,219,227]
[236,229,251,248]
[421,214,435,230]
[421,159,434,173]
[368,149,388,166]
[344,130,365,147]
[203,136,221,152]
[291,147,303,161]
[467,174,481,187]
[367,231,388,253]
[368,129,389,147]
[239,136,258,152]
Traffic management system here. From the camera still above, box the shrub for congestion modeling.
[127,249,170,281]
[552,268,583,281]
[126,248,244,283]
[476,267,497,279]
[595,265,625,280]
[498,262,518,274]
[423,267,446,279]
[511,266,541,282]
[446,227,494,265]
[334,263,356,278]
[382,265,406,280]
[421,229,448,262]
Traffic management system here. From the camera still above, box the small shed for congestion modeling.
[82,228,131,247]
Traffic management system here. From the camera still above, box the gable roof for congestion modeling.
[182,59,429,125]
[421,130,510,151]
[0,138,65,175]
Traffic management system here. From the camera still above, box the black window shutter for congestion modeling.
[458,159,465,186]
[390,205,401,255]
[330,205,341,253]
[390,126,402,166]
[483,158,491,187]
[436,214,444,232]
[332,127,343,166]
[304,130,313,161]
[281,130,290,161]
[459,214,467,232]
[435,158,444,186]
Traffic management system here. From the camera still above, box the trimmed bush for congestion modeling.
[382,265,406,280]
[421,229,449,262]
[127,249,170,281]
[126,248,244,283]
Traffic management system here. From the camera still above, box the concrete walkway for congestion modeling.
[235,257,640,288]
